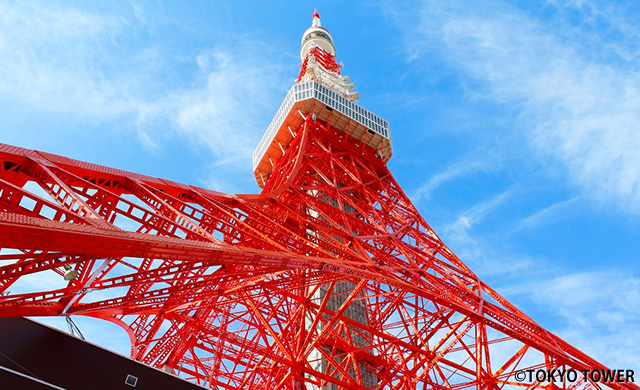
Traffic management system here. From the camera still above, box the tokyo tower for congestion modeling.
[0,9,636,390]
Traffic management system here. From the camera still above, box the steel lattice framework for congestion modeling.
[0,10,637,390]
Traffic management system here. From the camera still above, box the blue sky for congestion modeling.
[2,0,639,371]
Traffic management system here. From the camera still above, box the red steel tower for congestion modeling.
[0,10,636,390]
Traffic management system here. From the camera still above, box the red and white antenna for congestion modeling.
[297,10,357,100]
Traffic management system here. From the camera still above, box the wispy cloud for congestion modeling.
[413,159,487,201]
[0,2,290,187]
[170,44,287,162]
[445,189,513,238]
[0,3,136,117]
[502,271,640,370]
[391,0,640,215]
[438,188,542,276]
[510,196,583,233]
[387,1,640,367]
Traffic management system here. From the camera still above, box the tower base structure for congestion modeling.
[0,9,638,390]
[0,121,636,388]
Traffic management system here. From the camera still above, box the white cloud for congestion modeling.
[397,0,640,214]
[438,189,543,276]
[413,159,487,201]
[510,196,582,233]
[171,44,287,162]
[503,271,640,371]
[444,188,513,241]
[389,1,640,368]
[0,2,290,183]
[0,2,140,118]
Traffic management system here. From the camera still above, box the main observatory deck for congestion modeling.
[252,81,392,188]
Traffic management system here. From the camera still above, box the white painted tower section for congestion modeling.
[297,10,358,101]
[252,10,392,188]
[300,10,336,59]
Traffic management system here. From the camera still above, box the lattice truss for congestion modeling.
[0,117,636,390]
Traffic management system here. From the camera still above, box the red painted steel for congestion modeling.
[0,10,636,389]
[0,125,636,389]
[298,46,342,83]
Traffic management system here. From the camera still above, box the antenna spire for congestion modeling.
[297,9,358,100]
[312,9,321,27]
